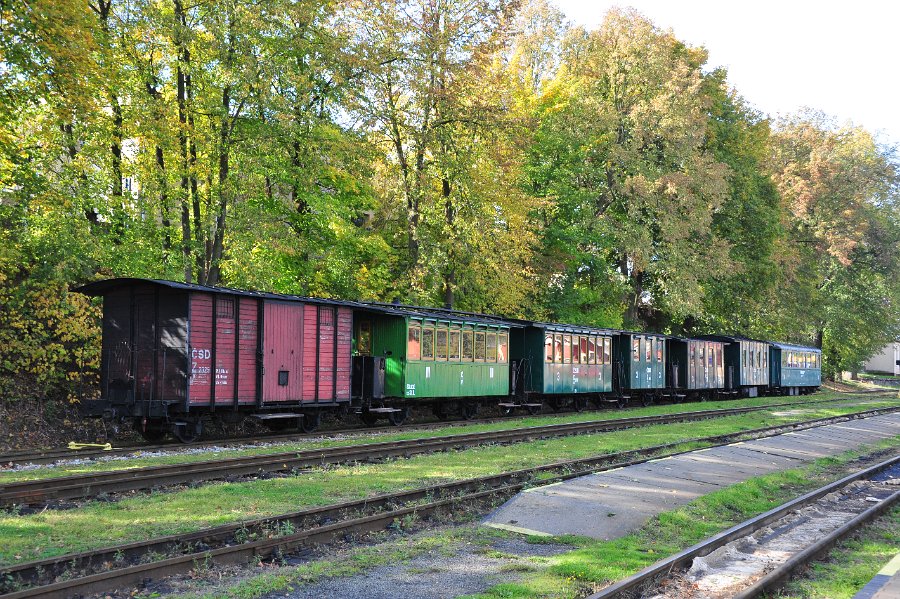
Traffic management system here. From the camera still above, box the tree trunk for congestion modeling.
[442,177,454,309]
[174,0,193,283]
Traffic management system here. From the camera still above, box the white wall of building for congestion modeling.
[864,342,900,375]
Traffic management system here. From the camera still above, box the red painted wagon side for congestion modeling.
[77,278,356,442]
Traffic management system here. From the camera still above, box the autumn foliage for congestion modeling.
[1,0,899,411]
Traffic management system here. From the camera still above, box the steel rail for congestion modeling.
[586,454,900,599]
[2,409,899,598]
[0,395,866,468]
[2,404,897,508]
[4,403,897,508]
[733,492,900,598]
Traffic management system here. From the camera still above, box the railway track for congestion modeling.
[4,402,896,509]
[0,395,883,468]
[588,454,900,599]
[2,409,897,599]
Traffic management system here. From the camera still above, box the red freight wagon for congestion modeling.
[77,278,354,441]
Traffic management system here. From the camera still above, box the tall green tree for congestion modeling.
[527,9,731,329]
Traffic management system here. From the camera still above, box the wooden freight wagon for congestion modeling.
[613,331,668,404]
[512,322,616,411]
[77,278,356,441]
[666,337,726,399]
[351,304,519,422]
[769,342,822,395]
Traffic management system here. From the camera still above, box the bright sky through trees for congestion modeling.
[556,0,900,144]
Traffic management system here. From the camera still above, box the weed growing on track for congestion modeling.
[0,400,897,565]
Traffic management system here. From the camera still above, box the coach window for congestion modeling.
[588,337,596,364]
[498,333,508,363]
[436,326,449,361]
[462,328,474,361]
[580,336,589,364]
[475,330,486,362]
[646,338,652,362]
[486,331,498,362]
[408,325,421,361]
[563,335,572,364]
[657,340,663,363]
[554,334,563,363]
[633,338,640,362]
[572,335,580,364]
[422,326,434,360]
[602,338,610,365]
[357,320,372,355]
[545,334,553,362]
[449,327,461,361]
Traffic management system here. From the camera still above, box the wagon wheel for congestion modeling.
[616,396,627,409]
[500,404,515,417]
[461,402,479,420]
[388,407,409,426]
[548,398,563,412]
[432,403,450,421]
[572,397,587,412]
[525,403,543,415]
[640,394,653,407]
[360,410,379,427]
[300,411,321,433]
[173,419,202,443]
[136,420,168,443]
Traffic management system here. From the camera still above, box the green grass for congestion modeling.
[775,507,900,598]
[159,441,900,599]
[0,399,896,566]
[0,391,893,484]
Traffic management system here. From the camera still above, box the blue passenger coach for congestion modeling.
[768,342,822,395]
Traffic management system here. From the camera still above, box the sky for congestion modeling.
[555,0,900,145]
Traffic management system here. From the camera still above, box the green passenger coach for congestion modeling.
[613,332,667,397]
[352,305,515,419]
[514,323,615,408]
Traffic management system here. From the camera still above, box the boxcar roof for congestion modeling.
[75,278,522,328]
[512,319,623,336]
[697,334,769,344]
[769,341,821,352]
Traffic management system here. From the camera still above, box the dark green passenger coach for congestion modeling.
[514,323,615,396]
[353,305,515,401]
[613,332,667,392]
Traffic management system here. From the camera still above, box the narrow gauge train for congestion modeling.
[76,278,822,442]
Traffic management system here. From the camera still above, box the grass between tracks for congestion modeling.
[774,506,900,599]
[153,438,900,599]
[0,400,897,567]
[0,392,892,485]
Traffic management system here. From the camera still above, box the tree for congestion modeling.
[767,112,900,376]
[527,9,731,329]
